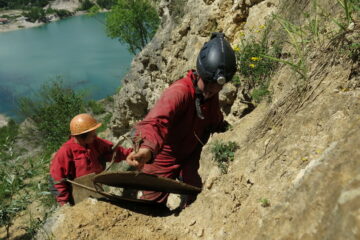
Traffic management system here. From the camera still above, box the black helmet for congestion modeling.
[196,32,237,85]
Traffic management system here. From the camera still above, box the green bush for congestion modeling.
[210,140,239,174]
[97,112,113,133]
[0,120,18,154]
[106,0,160,54]
[18,79,86,153]
[234,25,280,104]
[87,100,106,115]
[79,0,94,11]
[97,0,116,9]
[23,7,47,23]
[54,9,73,18]
[251,83,270,103]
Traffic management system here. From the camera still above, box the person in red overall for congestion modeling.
[50,113,132,206]
[126,33,237,207]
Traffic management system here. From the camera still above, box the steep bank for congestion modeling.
[36,0,359,239]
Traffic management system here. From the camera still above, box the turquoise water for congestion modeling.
[0,13,133,119]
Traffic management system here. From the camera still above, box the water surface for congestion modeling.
[0,13,133,119]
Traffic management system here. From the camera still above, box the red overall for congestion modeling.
[50,137,132,205]
[136,70,224,204]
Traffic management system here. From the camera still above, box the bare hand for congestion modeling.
[126,148,152,170]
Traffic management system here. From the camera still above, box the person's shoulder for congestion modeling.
[168,72,195,94]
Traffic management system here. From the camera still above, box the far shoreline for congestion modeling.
[0,9,88,33]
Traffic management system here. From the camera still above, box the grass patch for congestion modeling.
[233,23,280,104]
[210,140,239,174]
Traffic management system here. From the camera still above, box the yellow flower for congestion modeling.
[249,64,256,68]
[239,31,245,38]
[250,57,262,61]
[259,25,266,29]
[233,46,241,52]
[302,157,309,162]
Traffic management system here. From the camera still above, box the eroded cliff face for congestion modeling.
[43,0,359,239]
[110,0,279,136]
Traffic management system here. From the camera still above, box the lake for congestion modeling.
[0,13,133,120]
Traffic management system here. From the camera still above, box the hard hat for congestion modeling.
[70,113,102,136]
[196,32,237,85]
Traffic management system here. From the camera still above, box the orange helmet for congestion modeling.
[69,113,102,136]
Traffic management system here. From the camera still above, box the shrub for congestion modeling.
[97,112,112,133]
[54,9,73,18]
[210,140,239,174]
[0,120,18,154]
[79,0,95,11]
[87,100,106,115]
[17,79,86,153]
[234,25,280,104]
[23,7,47,23]
[97,0,116,9]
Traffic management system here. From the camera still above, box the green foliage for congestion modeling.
[87,100,106,115]
[105,95,114,103]
[18,79,86,153]
[0,147,55,238]
[106,0,160,54]
[0,0,50,9]
[79,0,95,11]
[210,140,239,174]
[45,8,73,18]
[0,120,18,154]
[336,0,360,26]
[97,0,116,9]
[23,7,47,23]
[236,42,278,88]
[259,198,270,207]
[251,84,270,103]
[97,112,113,133]
[231,75,241,87]
[234,25,279,104]
[263,15,310,80]
[0,134,31,237]
[54,9,73,19]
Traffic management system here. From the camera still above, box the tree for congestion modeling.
[106,0,160,54]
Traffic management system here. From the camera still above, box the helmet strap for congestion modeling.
[192,71,205,120]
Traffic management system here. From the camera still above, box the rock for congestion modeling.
[0,114,9,128]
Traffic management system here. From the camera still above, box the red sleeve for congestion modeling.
[115,146,133,161]
[95,137,133,162]
[136,83,190,154]
[49,145,74,205]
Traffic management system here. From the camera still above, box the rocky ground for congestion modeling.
[0,114,9,128]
